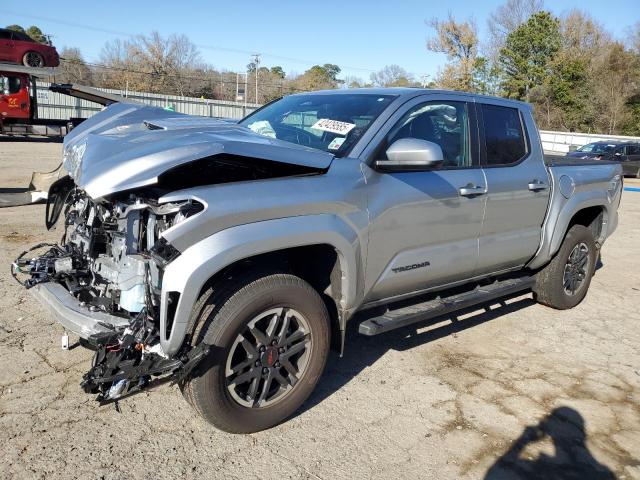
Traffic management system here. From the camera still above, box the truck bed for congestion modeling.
[544,155,619,167]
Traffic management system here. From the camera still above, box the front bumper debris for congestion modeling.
[29,282,130,339]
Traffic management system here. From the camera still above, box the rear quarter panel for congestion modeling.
[528,161,622,270]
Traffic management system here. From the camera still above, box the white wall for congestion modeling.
[540,130,640,154]
[35,81,260,120]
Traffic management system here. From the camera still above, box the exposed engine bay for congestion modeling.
[8,99,334,412]
[12,179,209,403]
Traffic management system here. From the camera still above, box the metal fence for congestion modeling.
[33,82,640,150]
[539,130,640,153]
[35,81,260,121]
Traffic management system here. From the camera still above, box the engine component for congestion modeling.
[14,185,207,406]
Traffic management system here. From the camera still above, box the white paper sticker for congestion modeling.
[311,118,356,135]
[328,137,346,150]
[247,120,276,138]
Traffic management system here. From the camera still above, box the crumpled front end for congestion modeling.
[12,180,208,402]
[11,102,332,404]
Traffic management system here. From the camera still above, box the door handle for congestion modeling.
[528,180,548,191]
[459,185,487,197]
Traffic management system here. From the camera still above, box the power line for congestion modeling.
[2,10,378,73]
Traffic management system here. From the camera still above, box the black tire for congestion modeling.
[533,224,597,309]
[23,51,45,68]
[182,272,330,433]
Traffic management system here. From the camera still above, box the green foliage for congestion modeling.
[622,96,640,136]
[499,11,561,100]
[5,24,48,43]
[471,57,500,95]
[548,55,592,131]
[5,24,25,34]
[270,66,285,79]
[26,26,47,43]
[293,64,343,91]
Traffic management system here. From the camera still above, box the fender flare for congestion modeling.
[159,214,362,356]
[528,189,614,270]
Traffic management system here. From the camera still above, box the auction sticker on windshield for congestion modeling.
[311,119,356,135]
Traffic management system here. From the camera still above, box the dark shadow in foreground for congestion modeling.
[484,407,615,480]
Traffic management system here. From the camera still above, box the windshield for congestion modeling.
[239,93,396,156]
[577,143,615,154]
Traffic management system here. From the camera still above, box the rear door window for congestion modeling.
[10,31,34,42]
[481,104,528,166]
[625,145,639,155]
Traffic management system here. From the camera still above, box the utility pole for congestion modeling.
[251,53,261,104]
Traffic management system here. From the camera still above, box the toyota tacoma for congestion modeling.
[12,88,623,433]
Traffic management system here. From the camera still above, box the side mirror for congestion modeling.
[376,138,444,172]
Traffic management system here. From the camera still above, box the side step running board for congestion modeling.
[358,276,536,336]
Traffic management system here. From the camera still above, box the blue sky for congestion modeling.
[2,0,638,81]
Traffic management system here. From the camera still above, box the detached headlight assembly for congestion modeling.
[62,140,87,179]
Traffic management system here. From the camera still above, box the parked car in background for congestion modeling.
[616,143,640,178]
[0,28,59,67]
[567,141,640,178]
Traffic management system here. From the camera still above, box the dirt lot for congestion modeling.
[0,139,639,480]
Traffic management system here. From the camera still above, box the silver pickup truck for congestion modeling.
[13,88,623,433]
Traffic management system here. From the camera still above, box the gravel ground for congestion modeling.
[0,139,639,480]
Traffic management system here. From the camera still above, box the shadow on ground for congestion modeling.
[484,406,615,479]
[302,299,618,479]
[301,294,535,415]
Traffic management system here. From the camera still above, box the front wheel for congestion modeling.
[533,224,597,309]
[182,272,330,433]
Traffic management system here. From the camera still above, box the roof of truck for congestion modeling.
[297,87,532,108]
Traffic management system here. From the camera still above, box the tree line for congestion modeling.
[7,2,640,135]
[424,0,640,135]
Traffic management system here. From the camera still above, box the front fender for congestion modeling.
[159,214,362,356]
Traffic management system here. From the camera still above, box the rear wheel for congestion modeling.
[182,272,330,433]
[533,224,596,309]
[23,51,45,68]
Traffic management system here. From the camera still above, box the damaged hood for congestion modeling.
[63,103,335,199]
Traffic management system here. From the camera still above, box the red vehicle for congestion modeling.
[1,64,122,137]
[0,28,59,67]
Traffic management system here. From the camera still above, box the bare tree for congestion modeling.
[561,10,610,55]
[98,39,137,92]
[628,21,640,54]
[589,42,640,134]
[370,65,416,87]
[99,32,201,96]
[343,75,368,88]
[58,47,93,85]
[426,13,478,91]
[487,0,544,57]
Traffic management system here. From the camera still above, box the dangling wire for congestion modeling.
[10,243,61,287]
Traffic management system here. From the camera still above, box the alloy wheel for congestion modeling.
[563,242,590,295]
[25,52,44,68]
[225,307,312,408]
